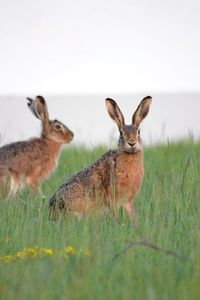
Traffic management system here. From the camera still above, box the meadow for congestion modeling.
[0,140,200,300]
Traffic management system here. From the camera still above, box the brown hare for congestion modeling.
[49,96,152,221]
[0,96,74,197]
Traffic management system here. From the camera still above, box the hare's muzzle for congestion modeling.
[69,131,74,141]
[125,140,141,153]
[65,129,74,143]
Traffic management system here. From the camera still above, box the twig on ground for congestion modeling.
[113,239,187,261]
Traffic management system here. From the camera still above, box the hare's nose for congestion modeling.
[128,141,136,147]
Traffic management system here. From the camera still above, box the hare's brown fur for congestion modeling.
[0,96,73,196]
[50,150,143,218]
[49,96,152,221]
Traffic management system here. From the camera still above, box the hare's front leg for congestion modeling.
[0,172,11,198]
[26,176,39,193]
[26,166,42,193]
[9,170,22,195]
[123,201,137,223]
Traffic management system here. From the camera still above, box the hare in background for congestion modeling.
[0,96,74,197]
[49,96,152,222]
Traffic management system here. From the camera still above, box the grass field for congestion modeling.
[0,140,200,300]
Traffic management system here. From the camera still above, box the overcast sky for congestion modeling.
[0,0,200,95]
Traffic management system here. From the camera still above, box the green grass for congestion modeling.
[1,141,200,300]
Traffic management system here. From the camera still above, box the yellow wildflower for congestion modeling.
[0,255,15,263]
[25,248,38,258]
[0,244,91,264]
[41,248,53,256]
[64,246,77,255]
[15,251,26,259]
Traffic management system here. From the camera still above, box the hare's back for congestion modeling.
[0,139,42,167]
[49,149,118,208]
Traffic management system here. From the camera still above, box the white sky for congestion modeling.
[0,0,200,94]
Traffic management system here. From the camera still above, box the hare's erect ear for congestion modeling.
[35,96,49,122]
[27,97,41,119]
[132,96,152,128]
[27,96,49,123]
[105,98,125,130]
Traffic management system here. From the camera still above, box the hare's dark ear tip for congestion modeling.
[36,95,46,104]
[26,97,33,106]
[143,96,152,100]
[142,96,152,105]
[105,98,116,105]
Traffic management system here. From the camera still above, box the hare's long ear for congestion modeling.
[105,98,125,130]
[27,96,49,124]
[132,96,152,128]
[34,96,49,123]
[27,97,41,119]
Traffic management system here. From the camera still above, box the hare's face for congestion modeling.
[106,96,152,154]
[27,96,74,145]
[47,120,74,144]
[119,125,142,153]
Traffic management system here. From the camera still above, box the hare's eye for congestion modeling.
[55,124,61,130]
[120,131,123,137]
[138,129,141,136]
